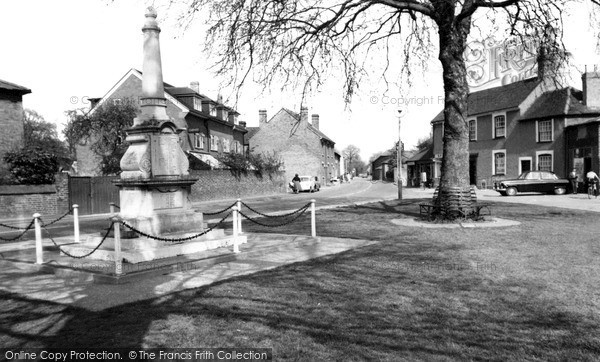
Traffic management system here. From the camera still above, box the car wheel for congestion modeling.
[506,187,517,196]
[554,187,566,195]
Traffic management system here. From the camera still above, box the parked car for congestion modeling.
[330,178,340,186]
[494,170,569,196]
[297,176,317,192]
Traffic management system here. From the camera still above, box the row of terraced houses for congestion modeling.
[407,70,600,192]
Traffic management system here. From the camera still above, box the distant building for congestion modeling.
[0,79,31,181]
[76,69,247,175]
[247,108,337,184]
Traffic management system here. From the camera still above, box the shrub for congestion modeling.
[4,147,59,184]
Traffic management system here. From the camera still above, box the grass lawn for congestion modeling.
[1,198,600,360]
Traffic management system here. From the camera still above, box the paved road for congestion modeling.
[0,179,399,242]
[3,179,600,243]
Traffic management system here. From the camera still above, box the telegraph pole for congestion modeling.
[397,110,403,200]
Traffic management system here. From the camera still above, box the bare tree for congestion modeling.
[342,144,361,173]
[175,0,598,216]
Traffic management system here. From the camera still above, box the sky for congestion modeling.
[1,1,599,162]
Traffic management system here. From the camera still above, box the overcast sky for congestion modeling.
[1,1,599,161]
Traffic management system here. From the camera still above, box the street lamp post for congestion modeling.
[397,110,402,200]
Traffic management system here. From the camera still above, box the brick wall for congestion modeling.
[0,98,25,180]
[190,170,286,202]
[0,173,70,219]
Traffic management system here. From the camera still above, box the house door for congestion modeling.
[521,159,531,173]
[469,156,477,186]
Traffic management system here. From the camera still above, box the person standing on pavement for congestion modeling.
[568,168,579,194]
[292,174,301,193]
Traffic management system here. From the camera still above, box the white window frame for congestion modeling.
[492,112,506,138]
[536,119,554,143]
[492,149,507,175]
[210,135,218,151]
[468,119,477,141]
[223,138,230,153]
[518,156,533,175]
[536,150,554,172]
[193,97,202,111]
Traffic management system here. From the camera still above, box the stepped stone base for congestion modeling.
[61,229,247,264]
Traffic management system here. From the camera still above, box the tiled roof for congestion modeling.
[0,79,31,94]
[520,88,600,120]
[432,77,541,122]
[406,147,434,163]
[245,127,260,142]
[282,108,335,144]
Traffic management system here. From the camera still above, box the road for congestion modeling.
[0,178,398,243]
[3,179,600,244]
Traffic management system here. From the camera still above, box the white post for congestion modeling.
[232,206,240,253]
[237,198,243,234]
[311,199,316,237]
[73,204,80,244]
[33,213,43,264]
[113,217,123,276]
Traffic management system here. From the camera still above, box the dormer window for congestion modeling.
[209,104,217,117]
[233,114,239,125]
[193,97,202,111]
[222,109,229,121]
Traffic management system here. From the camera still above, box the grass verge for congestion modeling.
[1,199,600,360]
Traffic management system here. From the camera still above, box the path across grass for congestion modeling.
[2,199,600,360]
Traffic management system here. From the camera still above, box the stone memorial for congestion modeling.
[62,7,245,264]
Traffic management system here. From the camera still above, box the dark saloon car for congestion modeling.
[494,171,569,196]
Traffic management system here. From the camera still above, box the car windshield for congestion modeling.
[300,177,310,182]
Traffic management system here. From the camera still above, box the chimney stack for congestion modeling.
[300,106,308,123]
[190,81,199,93]
[582,68,600,109]
[311,114,320,130]
[259,109,267,124]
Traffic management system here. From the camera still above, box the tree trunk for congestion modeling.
[435,18,472,216]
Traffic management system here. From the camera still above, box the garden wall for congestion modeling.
[190,170,287,202]
[0,173,69,220]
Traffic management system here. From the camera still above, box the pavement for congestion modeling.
[1,182,599,311]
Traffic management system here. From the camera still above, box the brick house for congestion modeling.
[247,108,337,184]
[423,72,600,190]
[76,68,247,175]
[0,79,31,181]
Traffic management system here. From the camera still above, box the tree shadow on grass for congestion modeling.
[1,239,599,360]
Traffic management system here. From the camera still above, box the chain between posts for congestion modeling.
[203,201,238,216]
[40,218,114,259]
[241,202,312,219]
[0,219,35,242]
[238,204,311,228]
[40,207,74,227]
[119,211,233,242]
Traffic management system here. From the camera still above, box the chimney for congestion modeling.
[189,81,199,93]
[259,109,267,123]
[300,106,308,123]
[311,114,320,130]
[582,69,600,108]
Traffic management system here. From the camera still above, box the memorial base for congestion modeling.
[62,230,247,264]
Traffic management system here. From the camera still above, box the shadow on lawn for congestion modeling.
[1,237,600,360]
